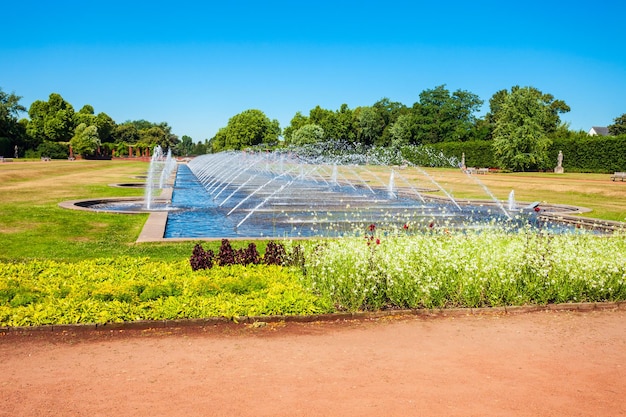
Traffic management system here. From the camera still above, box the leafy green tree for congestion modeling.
[27,93,75,144]
[176,135,194,156]
[389,114,415,148]
[0,88,27,138]
[332,104,356,143]
[74,105,95,127]
[73,105,115,143]
[492,87,553,171]
[193,139,209,155]
[487,86,570,134]
[139,126,167,149]
[285,105,356,144]
[283,111,310,143]
[608,113,626,136]
[373,98,409,145]
[95,112,116,143]
[70,123,100,156]
[210,128,227,152]
[291,123,325,145]
[220,109,280,150]
[413,85,483,144]
[113,123,140,144]
[116,120,178,151]
[355,106,385,146]
[0,88,27,155]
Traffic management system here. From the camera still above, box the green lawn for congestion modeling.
[1,159,625,262]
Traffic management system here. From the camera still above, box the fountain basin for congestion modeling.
[59,197,176,214]
[60,150,625,241]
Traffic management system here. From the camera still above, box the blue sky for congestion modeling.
[2,1,625,141]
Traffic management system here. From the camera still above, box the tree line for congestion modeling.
[0,89,203,159]
[2,85,625,171]
[209,85,626,172]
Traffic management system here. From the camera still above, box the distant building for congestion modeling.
[588,126,610,136]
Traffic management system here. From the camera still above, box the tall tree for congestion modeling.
[413,85,483,144]
[0,88,27,137]
[291,124,325,146]
[70,123,100,156]
[492,87,553,171]
[333,103,356,143]
[283,111,310,144]
[176,135,194,156]
[608,113,626,136]
[0,88,27,155]
[487,86,570,134]
[113,123,140,144]
[389,114,415,148]
[355,106,385,146]
[27,93,75,144]
[95,112,116,143]
[218,109,280,150]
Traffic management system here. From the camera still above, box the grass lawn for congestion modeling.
[0,159,625,263]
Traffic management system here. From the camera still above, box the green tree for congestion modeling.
[73,105,95,127]
[355,106,385,146]
[113,123,140,144]
[373,98,408,145]
[117,120,178,151]
[220,109,280,150]
[139,126,168,149]
[492,87,553,171]
[389,114,415,148]
[176,135,194,156]
[0,88,27,137]
[487,86,570,134]
[0,88,27,155]
[291,123,325,145]
[413,85,483,144]
[94,112,116,143]
[283,111,310,144]
[193,139,209,155]
[210,128,227,152]
[332,104,356,143]
[608,113,626,136]
[27,93,75,144]
[70,123,100,156]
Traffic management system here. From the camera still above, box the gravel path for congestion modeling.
[1,308,625,417]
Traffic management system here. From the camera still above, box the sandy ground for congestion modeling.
[1,308,625,417]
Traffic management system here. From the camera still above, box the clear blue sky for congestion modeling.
[2,0,625,141]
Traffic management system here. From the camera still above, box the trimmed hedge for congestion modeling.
[550,135,626,173]
[430,140,497,168]
[428,135,626,173]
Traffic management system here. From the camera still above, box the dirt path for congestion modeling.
[1,309,625,417]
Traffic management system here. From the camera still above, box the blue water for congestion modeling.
[163,164,563,239]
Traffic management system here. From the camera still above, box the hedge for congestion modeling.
[427,135,626,173]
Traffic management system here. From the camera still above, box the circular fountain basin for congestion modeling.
[59,198,176,214]
[108,183,146,188]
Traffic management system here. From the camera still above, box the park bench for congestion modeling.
[477,168,490,174]
[610,172,626,181]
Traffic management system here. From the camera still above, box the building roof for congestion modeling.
[589,126,610,136]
